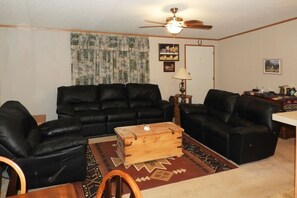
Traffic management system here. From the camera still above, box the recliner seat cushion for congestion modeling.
[133,107,163,118]
[75,111,106,124]
[103,109,137,121]
[72,103,101,111]
[203,121,233,140]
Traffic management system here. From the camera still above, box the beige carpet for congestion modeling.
[90,136,295,198]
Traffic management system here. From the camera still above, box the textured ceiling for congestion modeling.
[0,0,296,39]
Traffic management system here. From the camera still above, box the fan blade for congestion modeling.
[183,24,212,30]
[184,20,203,26]
[139,25,165,28]
[144,20,166,25]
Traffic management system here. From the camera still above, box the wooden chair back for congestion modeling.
[96,169,142,198]
[0,156,26,196]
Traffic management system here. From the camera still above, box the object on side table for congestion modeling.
[172,68,192,103]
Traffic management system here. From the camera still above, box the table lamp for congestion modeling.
[172,67,192,103]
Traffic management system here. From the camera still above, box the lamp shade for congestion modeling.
[172,68,192,80]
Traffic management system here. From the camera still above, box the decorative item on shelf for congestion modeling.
[279,85,291,95]
[172,68,192,103]
[159,43,179,61]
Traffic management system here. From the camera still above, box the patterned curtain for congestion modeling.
[70,33,150,85]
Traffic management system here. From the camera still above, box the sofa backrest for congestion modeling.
[204,89,239,122]
[57,85,99,105]
[0,101,34,157]
[233,95,282,131]
[98,84,128,109]
[57,85,101,111]
[126,83,162,108]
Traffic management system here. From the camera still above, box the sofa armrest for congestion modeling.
[56,104,76,116]
[179,103,207,115]
[38,117,82,137]
[160,100,173,110]
[33,136,88,156]
[229,125,278,164]
[159,100,174,121]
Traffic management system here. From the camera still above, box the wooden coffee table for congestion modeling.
[114,122,184,165]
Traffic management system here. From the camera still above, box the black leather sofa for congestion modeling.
[0,101,88,189]
[180,89,282,164]
[57,83,173,137]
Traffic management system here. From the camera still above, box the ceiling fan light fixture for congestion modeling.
[166,19,183,34]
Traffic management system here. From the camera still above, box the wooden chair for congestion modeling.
[0,156,26,196]
[96,169,142,198]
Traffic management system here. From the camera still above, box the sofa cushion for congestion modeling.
[203,121,234,140]
[72,103,101,111]
[57,85,98,104]
[133,107,163,119]
[75,111,106,124]
[228,116,256,127]
[126,83,162,108]
[204,89,239,122]
[103,109,137,121]
[98,84,129,109]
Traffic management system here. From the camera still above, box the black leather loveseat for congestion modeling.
[180,89,282,164]
[57,83,173,137]
[0,101,88,189]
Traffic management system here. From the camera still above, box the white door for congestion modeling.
[185,45,214,104]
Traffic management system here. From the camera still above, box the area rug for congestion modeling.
[77,134,238,198]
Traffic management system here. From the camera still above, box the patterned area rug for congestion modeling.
[78,134,238,198]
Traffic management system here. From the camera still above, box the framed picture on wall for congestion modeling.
[159,44,179,61]
[163,62,175,72]
[263,59,281,75]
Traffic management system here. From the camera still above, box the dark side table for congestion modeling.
[174,94,192,125]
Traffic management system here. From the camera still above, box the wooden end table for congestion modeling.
[174,94,192,125]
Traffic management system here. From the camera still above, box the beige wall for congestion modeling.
[1,19,295,120]
[0,28,71,120]
[0,28,217,120]
[149,37,217,101]
[217,19,297,93]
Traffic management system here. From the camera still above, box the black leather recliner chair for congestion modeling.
[0,101,88,189]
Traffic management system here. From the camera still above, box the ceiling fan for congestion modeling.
[139,7,212,35]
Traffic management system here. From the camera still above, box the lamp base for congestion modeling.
[179,80,186,103]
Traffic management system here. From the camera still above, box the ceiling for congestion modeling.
[0,0,297,39]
